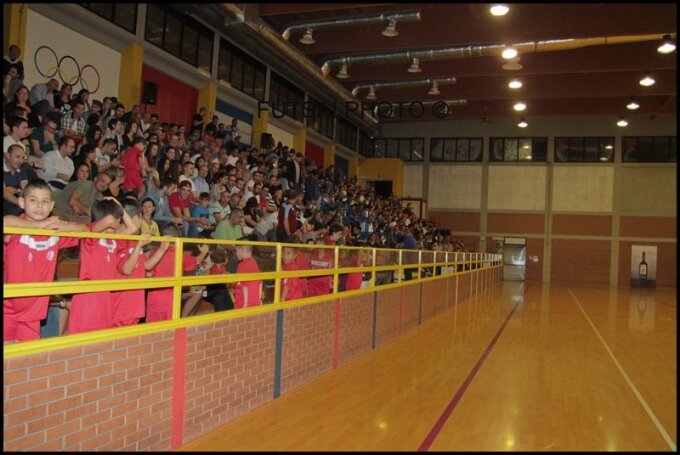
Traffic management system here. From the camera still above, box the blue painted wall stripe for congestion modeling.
[273,309,284,398]
[216,99,254,125]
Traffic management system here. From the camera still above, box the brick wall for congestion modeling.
[3,332,175,451]
[375,288,401,347]
[421,280,447,322]
[183,313,276,443]
[281,300,335,395]
[401,283,421,332]
[339,294,373,365]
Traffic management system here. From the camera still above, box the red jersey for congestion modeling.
[344,254,363,291]
[282,259,304,301]
[121,146,143,190]
[4,223,78,322]
[168,192,190,216]
[234,257,262,308]
[146,247,197,322]
[68,225,119,334]
[111,239,146,326]
[307,250,334,297]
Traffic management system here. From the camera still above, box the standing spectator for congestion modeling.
[121,121,140,148]
[276,189,300,242]
[3,44,24,80]
[104,118,124,151]
[307,241,334,297]
[191,106,208,138]
[204,115,219,137]
[4,64,20,102]
[280,246,306,301]
[234,244,262,309]
[120,137,147,199]
[40,136,76,190]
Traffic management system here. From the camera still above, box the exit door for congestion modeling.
[503,237,526,281]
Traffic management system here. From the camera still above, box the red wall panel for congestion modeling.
[305,141,325,169]
[140,65,198,131]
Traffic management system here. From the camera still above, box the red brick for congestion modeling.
[28,387,65,407]
[31,438,65,451]
[112,378,140,396]
[112,422,138,440]
[48,346,84,362]
[98,349,127,364]
[112,356,140,371]
[27,412,65,433]
[81,409,112,429]
[66,353,99,370]
[5,404,47,428]
[124,427,151,446]
[97,415,124,434]
[3,430,46,451]
[48,370,83,388]
[7,377,48,399]
[127,344,153,357]
[113,335,141,349]
[138,432,162,450]
[83,363,113,380]
[64,426,97,448]
[66,378,98,396]
[65,402,97,422]
[139,352,163,366]
[4,396,27,414]
[29,361,66,379]
[111,401,138,418]
[79,431,113,451]
[98,371,127,387]
[48,395,82,414]
[4,423,27,441]
[82,385,113,404]
[7,353,48,369]
[83,341,113,354]
[4,368,27,384]
[46,417,81,440]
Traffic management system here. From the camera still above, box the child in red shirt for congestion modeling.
[281,246,305,302]
[307,242,334,297]
[120,137,147,199]
[234,244,262,308]
[145,223,210,322]
[68,197,139,335]
[345,249,372,291]
[3,180,87,342]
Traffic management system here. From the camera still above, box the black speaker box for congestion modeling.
[260,132,273,149]
[142,81,159,105]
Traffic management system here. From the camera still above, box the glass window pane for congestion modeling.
[242,63,255,96]
[518,138,532,161]
[622,137,638,162]
[652,137,671,162]
[670,137,676,162]
[456,139,469,161]
[532,138,547,161]
[145,4,165,47]
[375,139,386,158]
[412,139,424,161]
[568,137,584,161]
[583,137,599,162]
[90,3,114,20]
[431,139,443,161]
[469,139,483,161]
[637,137,654,162]
[254,69,266,101]
[197,34,213,73]
[555,137,569,162]
[218,46,231,81]
[386,139,399,158]
[114,4,137,33]
[600,138,614,162]
[443,139,456,161]
[504,139,518,161]
[490,138,504,161]
[181,25,198,66]
[230,55,243,90]
[399,139,411,160]
[164,14,182,57]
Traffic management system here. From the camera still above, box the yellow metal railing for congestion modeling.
[3,227,503,359]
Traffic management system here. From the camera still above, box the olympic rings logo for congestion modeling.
[34,45,101,94]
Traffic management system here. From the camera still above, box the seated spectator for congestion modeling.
[94,138,120,174]
[29,117,59,158]
[5,84,40,129]
[71,145,99,181]
[53,83,73,114]
[146,177,182,228]
[39,136,76,190]
[3,144,29,215]
[190,192,215,238]
[3,44,24,80]
[60,99,87,145]
[203,247,234,312]
[280,245,306,302]
[169,180,205,237]
[52,172,111,221]
[214,207,243,241]
[29,78,59,117]
[139,197,160,237]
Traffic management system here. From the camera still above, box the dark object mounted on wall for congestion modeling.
[142,81,159,105]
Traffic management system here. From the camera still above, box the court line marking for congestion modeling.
[417,287,524,451]
[567,288,676,451]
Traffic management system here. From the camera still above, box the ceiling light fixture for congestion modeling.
[382,19,398,37]
[508,79,522,89]
[513,101,526,111]
[502,46,518,59]
[366,86,377,100]
[490,5,509,16]
[657,34,676,54]
[626,97,640,110]
[502,57,523,71]
[336,63,349,79]
[428,81,440,96]
[517,118,528,128]
[639,74,655,86]
[407,58,422,73]
[299,28,315,45]
[617,117,628,127]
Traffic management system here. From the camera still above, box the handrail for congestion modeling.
[3,226,502,359]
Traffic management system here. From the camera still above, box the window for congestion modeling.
[430,138,483,162]
[308,97,335,138]
[622,136,676,163]
[554,137,614,162]
[336,117,357,151]
[81,4,138,34]
[358,130,372,157]
[217,38,266,100]
[144,5,213,71]
[269,72,305,122]
[490,137,547,162]
[371,138,424,161]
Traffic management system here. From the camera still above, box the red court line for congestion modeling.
[171,327,188,449]
[417,295,521,451]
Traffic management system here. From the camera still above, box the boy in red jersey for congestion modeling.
[306,240,334,297]
[234,244,262,308]
[145,223,210,322]
[3,179,87,342]
[344,249,372,291]
[120,137,147,199]
[67,197,139,335]
[281,245,305,302]
[111,198,151,327]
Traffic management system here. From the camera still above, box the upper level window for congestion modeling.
[269,72,305,122]
[622,136,676,163]
[490,137,547,162]
[555,137,614,162]
[218,38,266,101]
[431,138,483,162]
[371,138,424,161]
[81,4,137,34]
[144,5,213,73]
[336,117,357,151]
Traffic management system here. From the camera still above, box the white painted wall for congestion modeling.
[552,166,614,213]
[24,9,121,99]
[428,165,482,209]
[267,122,294,149]
[488,165,546,211]
[403,164,423,198]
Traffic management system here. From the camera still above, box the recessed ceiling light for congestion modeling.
[513,101,526,111]
[617,117,628,127]
[657,34,676,54]
[639,74,655,86]
[508,79,522,89]
[502,47,518,59]
[517,118,528,128]
[490,5,509,16]
[626,98,640,110]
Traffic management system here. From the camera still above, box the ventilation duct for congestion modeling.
[282,10,421,41]
[321,33,675,76]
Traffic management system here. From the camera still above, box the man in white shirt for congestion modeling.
[40,136,76,190]
[94,138,120,174]
[3,116,29,156]
[29,78,59,117]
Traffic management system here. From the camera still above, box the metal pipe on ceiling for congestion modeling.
[351,77,457,96]
[217,4,380,127]
[281,10,421,41]
[321,33,675,76]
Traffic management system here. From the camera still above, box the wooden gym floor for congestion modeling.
[180,281,677,451]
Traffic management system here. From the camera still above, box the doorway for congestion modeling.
[367,180,393,197]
